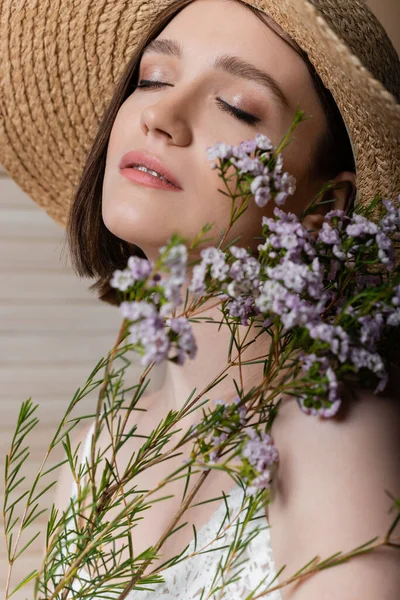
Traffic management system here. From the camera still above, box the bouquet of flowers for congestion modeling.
[3,108,400,600]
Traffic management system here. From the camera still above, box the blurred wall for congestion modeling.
[367,0,400,54]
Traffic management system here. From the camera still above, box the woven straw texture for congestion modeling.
[0,0,399,229]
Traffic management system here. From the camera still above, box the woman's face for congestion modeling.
[102,0,328,261]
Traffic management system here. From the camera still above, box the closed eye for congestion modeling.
[136,80,262,126]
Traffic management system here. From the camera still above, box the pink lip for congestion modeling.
[119,150,183,189]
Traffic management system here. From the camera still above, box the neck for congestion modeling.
[155,291,267,417]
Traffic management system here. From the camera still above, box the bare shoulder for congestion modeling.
[267,384,400,599]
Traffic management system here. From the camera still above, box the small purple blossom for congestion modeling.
[120,300,156,321]
[206,142,234,162]
[254,186,272,207]
[298,394,341,418]
[242,427,279,494]
[387,310,400,327]
[346,214,379,238]
[239,139,257,154]
[189,247,229,297]
[254,133,274,151]
[255,280,319,330]
[259,208,315,261]
[307,323,349,363]
[265,258,323,299]
[127,256,153,281]
[318,222,341,246]
[232,155,264,176]
[189,263,207,296]
[128,314,170,367]
[273,171,296,206]
[380,199,399,234]
[201,247,229,280]
[391,284,400,307]
[110,269,134,292]
[158,244,188,309]
[350,347,387,393]
[227,247,261,299]
[298,355,342,417]
[250,174,270,194]
[358,314,384,347]
[376,231,394,270]
[231,145,248,160]
[168,316,197,360]
[226,296,256,325]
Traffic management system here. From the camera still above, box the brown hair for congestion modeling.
[66,0,355,307]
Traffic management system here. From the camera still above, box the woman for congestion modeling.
[1,0,399,598]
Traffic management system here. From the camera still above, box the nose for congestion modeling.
[140,87,193,147]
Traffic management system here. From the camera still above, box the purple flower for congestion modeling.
[298,395,342,418]
[189,247,229,297]
[265,258,323,299]
[231,156,264,176]
[273,153,284,175]
[160,244,187,272]
[358,314,384,346]
[376,231,394,270]
[250,174,270,194]
[168,316,197,360]
[254,133,274,151]
[226,295,257,325]
[242,427,279,493]
[346,214,379,238]
[307,323,349,363]
[128,314,170,367]
[333,244,347,261]
[110,269,134,292]
[387,309,400,327]
[380,199,399,234]
[273,171,296,206]
[298,356,342,418]
[159,244,188,308]
[259,208,315,261]
[318,222,341,245]
[391,284,400,307]
[350,347,387,393]
[231,145,249,160]
[120,300,157,321]
[228,247,261,291]
[255,280,320,330]
[254,186,272,207]
[201,247,229,280]
[206,142,234,162]
[189,263,207,296]
[127,256,153,281]
[239,139,257,154]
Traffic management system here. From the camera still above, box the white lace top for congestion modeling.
[59,421,283,599]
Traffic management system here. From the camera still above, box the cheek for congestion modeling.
[279,144,318,215]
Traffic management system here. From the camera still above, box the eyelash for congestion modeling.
[136,79,261,126]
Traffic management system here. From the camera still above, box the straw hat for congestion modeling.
[0,0,399,230]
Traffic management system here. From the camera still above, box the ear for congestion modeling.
[302,171,357,233]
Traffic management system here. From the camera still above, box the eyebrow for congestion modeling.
[142,38,290,109]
